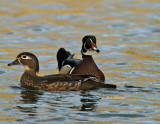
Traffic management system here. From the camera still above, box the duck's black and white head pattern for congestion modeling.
[8,52,39,73]
[81,35,100,56]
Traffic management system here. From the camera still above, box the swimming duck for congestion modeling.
[8,52,116,91]
[57,35,105,83]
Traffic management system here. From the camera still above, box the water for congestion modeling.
[0,0,160,123]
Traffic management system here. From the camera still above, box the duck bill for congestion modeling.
[91,42,100,53]
[8,59,20,66]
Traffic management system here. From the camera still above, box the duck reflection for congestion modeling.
[80,90,100,111]
[16,86,43,116]
[20,85,43,104]
[17,86,99,114]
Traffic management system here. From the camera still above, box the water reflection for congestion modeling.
[20,86,43,104]
[0,71,4,74]
[17,87,43,117]
[1,0,160,123]
[18,87,100,114]
[80,91,100,111]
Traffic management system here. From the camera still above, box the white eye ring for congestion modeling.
[21,55,32,59]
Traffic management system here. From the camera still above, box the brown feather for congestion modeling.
[71,55,105,82]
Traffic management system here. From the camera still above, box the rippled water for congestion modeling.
[0,0,160,123]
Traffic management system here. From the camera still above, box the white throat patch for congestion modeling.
[24,65,31,71]
[83,42,98,56]
[82,49,95,56]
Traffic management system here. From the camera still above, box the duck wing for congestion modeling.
[37,74,116,91]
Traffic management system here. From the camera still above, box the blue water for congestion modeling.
[0,0,160,123]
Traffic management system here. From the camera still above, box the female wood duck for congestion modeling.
[8,52,116,91]
[57,35,105,83]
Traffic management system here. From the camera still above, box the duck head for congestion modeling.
[81,35,100,56]
[8,52,39,73]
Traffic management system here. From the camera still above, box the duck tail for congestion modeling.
[98,83,117,89]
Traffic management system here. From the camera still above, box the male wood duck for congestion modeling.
[57,35,105,83]
[8,52,116,91]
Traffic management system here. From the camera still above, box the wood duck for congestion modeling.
[57,35,105,83]
[8,52,116,91]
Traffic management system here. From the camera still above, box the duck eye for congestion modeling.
[87,39,91,43]
[21,55,28,59]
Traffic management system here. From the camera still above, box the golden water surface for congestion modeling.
[0,0,160,123]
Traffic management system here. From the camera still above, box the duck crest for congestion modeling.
[57,48,82,74]
[71,55,105,82]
